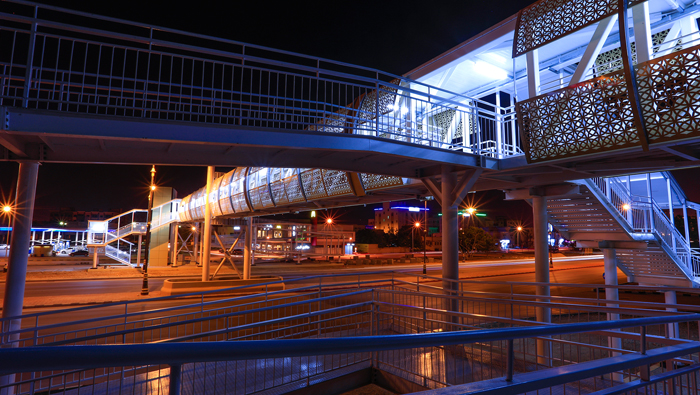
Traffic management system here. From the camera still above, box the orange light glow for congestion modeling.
[2,205,10,213]
[414,222,421,228]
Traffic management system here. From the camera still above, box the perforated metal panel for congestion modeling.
[300,169,328,201]
[231,168,250,214]
[269,168,289,206]
[179,195,192,222]
[192,188,206,220]
[211,176,225,217]
[360,174,405,191]
[309,108,351,133]
[322,170,354,197]
[218,170,235,216]
[283,169,306,203]
[513,0,644,57]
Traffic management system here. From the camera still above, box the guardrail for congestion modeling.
[0,0,523,159]
[1,314,698,395]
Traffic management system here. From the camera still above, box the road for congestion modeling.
[1,255,609,309]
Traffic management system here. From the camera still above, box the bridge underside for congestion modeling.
[3,107,700,195]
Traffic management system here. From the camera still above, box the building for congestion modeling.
[374,202,429,233]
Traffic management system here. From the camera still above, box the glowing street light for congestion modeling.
[466,207,476,215]
[326,218,333,225]
[2,204,12,257]
[412,221,421,253]
[517,226,523,231]
[622,203,631,211]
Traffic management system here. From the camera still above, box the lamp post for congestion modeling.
[516,226,523,248]
[141,165,156,296]
[325,218,333,259]
[412,221,420,253]
[2,205,11,260]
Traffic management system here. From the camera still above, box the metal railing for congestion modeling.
[0,0,523,159]
[587,176,700,277]
[1,304,698,395]
[150,199,182,232]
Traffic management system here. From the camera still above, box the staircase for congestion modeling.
[87,209,148,266]
[546,173,700,287]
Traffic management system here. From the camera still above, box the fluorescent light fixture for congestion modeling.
[473,60,507,80]
[408,207,420,212]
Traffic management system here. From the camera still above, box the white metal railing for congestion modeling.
[104,243,133,266]
[587,176,700,277]
[87,210,148,246]
[150,199,182,231]
[0,1,524,160]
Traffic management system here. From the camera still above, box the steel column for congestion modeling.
[201,166,214,282]
[170,224,178,267]
[665,290,679,338]
[526,49,540,99]
[136,234,142,267]
[532,195,551,366]
[441,166,459,321]
[193,223,199,265]
[0,161,39,395]
[243,217,252,280]
[92,249,98,269]
[603,248,622,382]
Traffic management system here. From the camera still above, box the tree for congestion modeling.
[355,228,389,248]
[396,225,425,250]
[459,226,497,257]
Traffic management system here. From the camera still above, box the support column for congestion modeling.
[632,2,652,63]
[201,166,214,282]
[136,234,143,267]
[243,217,252,280]
[526,49,540,99]
[170,224,178,267]
[193,224,200,265]
[603,248,622,382]
[1,162,39,394]
[2,162,39,327]
[441,166,459,313]
[665,290,679,338]
[532,195,552,366]
[92,249,99,269]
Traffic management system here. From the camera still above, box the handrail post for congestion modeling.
[169,364,182,395]
[375,82,380,136]
[640,326,650,381]
[22,5,38,108]
[506,339,514,382]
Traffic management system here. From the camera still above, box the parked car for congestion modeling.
[53,249,73,257]
[70,250,89,257]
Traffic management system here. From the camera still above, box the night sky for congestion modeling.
[0,0,697,225]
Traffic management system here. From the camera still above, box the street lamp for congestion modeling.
[325,218,333,258]
[2,205,11,259]
[516,226,523,248]
[142,165,156,296]
[412,221,420,253]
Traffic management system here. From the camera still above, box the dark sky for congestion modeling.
[0,0,539,223]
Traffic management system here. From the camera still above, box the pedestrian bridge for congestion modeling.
[2,0,700,180]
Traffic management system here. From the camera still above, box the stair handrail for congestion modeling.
[104,244,133,266]
[588,176,700,277]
